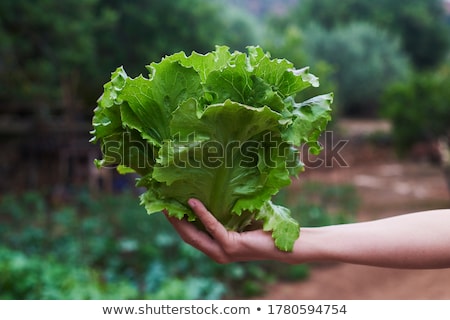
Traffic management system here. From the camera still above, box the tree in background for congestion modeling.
[289,0,450,70]
[266,0,450,117]
[381,63,450,191]
[95,0,262,79]
[0,0,262,118]
[303,22,410,117]
[0,0,111,115]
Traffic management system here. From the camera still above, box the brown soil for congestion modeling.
[257,120,450,300]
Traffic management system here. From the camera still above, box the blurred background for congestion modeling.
[1,0,450,299]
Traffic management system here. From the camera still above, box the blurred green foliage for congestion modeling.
[0,247,138,299]
[302,22,410,117]
[0,0,262,112]
[274,182,359,227]
[284,0,450,70]
[265,0,450,118]
[381,63,450,155]
[0,182,357,299]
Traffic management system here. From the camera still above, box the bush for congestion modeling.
[287,0,450,70]
[381,67,450,155]
[0,246,138,299]
[0,191,225,299]
[303,22,411,117]
[0,184,357,299]
[274,182,358,227]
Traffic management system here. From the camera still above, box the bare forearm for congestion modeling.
[285,209,450,269]
[168,199,450,268]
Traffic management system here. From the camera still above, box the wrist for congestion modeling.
[278,226,335,264]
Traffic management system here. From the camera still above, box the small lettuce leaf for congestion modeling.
[256,201,300,252]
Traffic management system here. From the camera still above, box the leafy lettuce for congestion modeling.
[91,46,332,251]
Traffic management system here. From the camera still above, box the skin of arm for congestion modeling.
[166,198,450,269]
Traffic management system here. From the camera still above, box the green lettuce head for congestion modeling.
[91,46,333,251]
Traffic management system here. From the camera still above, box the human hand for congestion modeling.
[165,198,295,263]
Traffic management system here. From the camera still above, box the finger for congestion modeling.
[165,212,226,261]
[188,198,229,244]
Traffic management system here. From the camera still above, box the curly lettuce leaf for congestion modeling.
[256,201,300,252]
[283,93,333,154]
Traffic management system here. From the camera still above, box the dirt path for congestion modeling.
[257,122,450,300]
[260,263,450,300]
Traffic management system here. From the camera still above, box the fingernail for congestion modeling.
[188,198,197,208]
